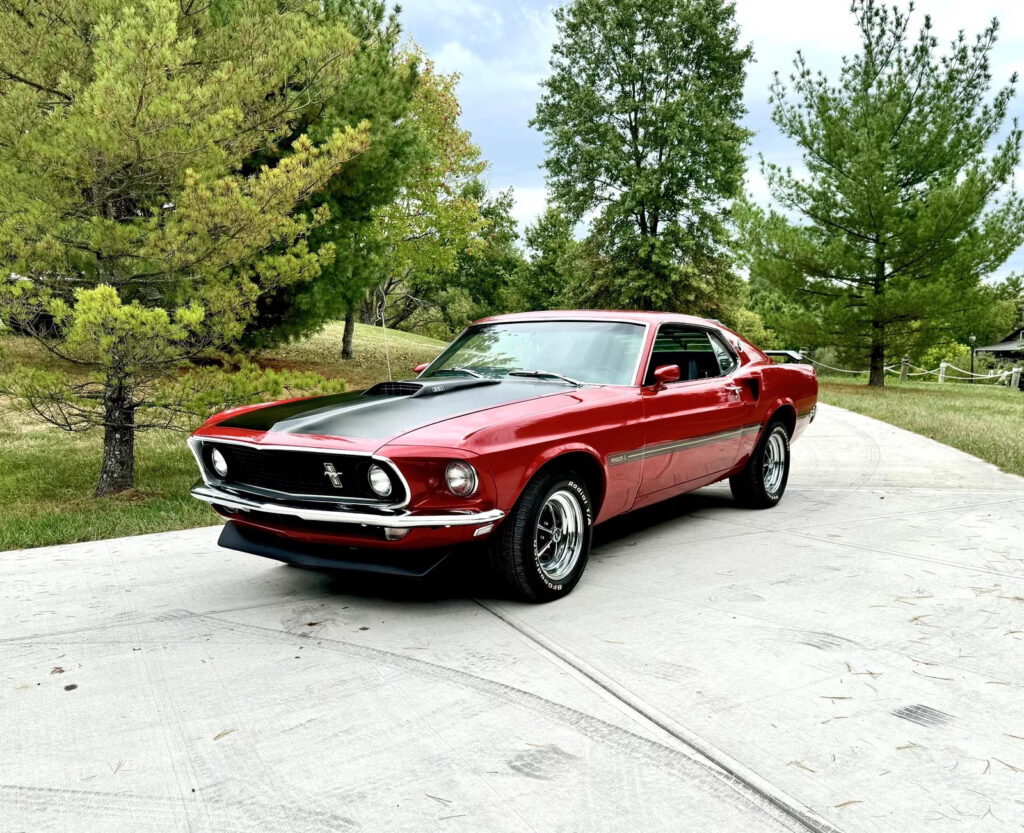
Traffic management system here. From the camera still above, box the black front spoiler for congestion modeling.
[217,522,461,579]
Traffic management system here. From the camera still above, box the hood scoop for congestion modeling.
[363,378,500,398]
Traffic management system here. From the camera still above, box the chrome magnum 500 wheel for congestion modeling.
[730,419,791,509]
[535,489,586,583]
[490,469,593,602]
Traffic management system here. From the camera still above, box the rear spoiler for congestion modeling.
[765,350,806,363]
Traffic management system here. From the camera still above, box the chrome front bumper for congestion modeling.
[191,482,505,529]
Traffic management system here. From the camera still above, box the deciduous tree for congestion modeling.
[532,0,752,314]
[513,207,578,312]
[362,58,488,331]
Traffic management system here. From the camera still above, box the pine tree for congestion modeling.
[743,0,1024,386]
[239,1,423,356]
[0,0,369,494]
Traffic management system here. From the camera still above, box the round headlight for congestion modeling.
[367,464,393,497]
[210,448,229,478]
[445,460,478,497]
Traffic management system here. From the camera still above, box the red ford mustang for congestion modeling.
[189,311,817,601]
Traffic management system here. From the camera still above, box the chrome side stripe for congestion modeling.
[608,423,761,467]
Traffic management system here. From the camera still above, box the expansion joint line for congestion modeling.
[474,599,846,833]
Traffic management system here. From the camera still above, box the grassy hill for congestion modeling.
[0,324,447,551]
[257,322,446,388]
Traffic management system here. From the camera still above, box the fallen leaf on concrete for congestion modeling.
[50,666,64,674]
[214,729,236,741]
[993,758,1024,773]
[834,801,861,809]
[912,670,954,681]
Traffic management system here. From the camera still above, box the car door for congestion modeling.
[635,325,750,500]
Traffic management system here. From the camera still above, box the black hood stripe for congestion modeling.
[217,380,569,441]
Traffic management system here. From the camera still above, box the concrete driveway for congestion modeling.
[3,404,1024,833]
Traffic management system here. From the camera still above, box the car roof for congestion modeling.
[474,309,720,327]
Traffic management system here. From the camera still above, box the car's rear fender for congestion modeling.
[732,367,818,472]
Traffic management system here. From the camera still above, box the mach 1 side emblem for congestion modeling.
[323,462,343,489]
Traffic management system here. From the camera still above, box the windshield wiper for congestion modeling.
[508,369,583,387]
[433,366,482,378]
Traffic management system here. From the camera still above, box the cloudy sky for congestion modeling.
[396,0,1024,276]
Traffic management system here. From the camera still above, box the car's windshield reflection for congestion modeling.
[423,321,646,386]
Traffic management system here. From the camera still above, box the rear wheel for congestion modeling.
[730,419,791,509]
[489,469,593,602]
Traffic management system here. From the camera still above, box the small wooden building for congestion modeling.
[975,326,1024,362]
[976,326,1024,390]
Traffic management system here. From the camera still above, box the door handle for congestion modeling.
[724,384,742,395]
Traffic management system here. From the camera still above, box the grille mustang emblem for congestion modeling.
[323,462,343,489]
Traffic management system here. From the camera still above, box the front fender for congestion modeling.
[511,442,606,503]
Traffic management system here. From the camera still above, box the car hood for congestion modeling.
[203,378,573,451]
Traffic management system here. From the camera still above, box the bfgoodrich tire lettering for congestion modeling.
[489,469,593,602]
[730,419,791,509]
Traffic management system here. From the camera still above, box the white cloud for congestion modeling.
[743,168,771,207]
[510,185,548,227]
[402,0,504,33]
[432,40,547,94]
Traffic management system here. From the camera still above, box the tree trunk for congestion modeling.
[342,308,355,360]
[359,296,374,325]
[868,247,887,388]
[95,382,136,497]
[868,323,886,387]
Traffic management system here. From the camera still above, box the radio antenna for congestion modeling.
[377,287,392,381]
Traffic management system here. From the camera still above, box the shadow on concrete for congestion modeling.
[260,487,739,604]
[592,489,734,549]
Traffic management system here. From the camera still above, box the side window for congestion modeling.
[644,325,727,384]
[708,332,739,375]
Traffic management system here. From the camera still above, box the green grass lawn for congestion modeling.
[0,324,446,551]
[820,377,1024,477]
[256,320,447,388]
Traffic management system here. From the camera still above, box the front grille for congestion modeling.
[200,442,406,504]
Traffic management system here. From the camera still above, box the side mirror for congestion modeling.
[413,362,429,375]
[653,364,681,386]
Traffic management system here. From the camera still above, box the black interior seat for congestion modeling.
[643,351,720,384]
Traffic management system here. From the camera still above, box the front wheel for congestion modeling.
[730,420,791,509]
[489,469,593,602]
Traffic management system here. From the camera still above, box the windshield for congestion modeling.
[423,320,646,386]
